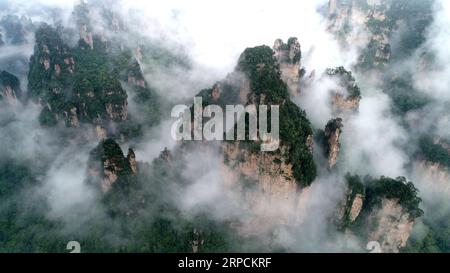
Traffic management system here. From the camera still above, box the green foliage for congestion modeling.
[0,148,238,252]
[27,20,169,136]
[356,0,434,70]
[0,70,22,100]
[326,66,361,99]
[0,159,67,252]
[404,217,450,253]
[340,174,366,229]
[344,174,424,244]
[287,37,301,63]
[0,70,20,89]
[90,138,132,176]
[418,136,450,169]
[279,101,316,186]
[0,15,31,45]
[363,176,423,219]
[385,0,434,60]
[28,24,65,98]
[38,106,57,126]
[357,39,385,71]
[383,76,430,114]
[237,46,316,186]
[238,45,288,103]
[194,46,316,186]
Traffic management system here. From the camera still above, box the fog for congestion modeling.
[0,0,448,252]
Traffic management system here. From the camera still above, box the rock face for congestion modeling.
[28,23,129,133]
[0,71,22,106]
[416,137,450,194]
[207,44,316,187]
[416,161,450,194]
[74,1,94,49]
[127,148,137,175]
[327,0,434,69]
[339,175,423,253]
[88,138,137,192]
[273,38,302,95]
[191,228,204,253]
[367,198,415,253]
[327,0,391,68]
[336,175,365,228]
[325,67,361,113]
[348,194,364,222]
[184,44,316,235]
[0,14,33,45]
[221,142,309,234]
[324,118,343,169]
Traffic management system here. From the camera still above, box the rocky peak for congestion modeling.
[202,45,317,187]
[28,22,131,136]
[88,138,136,192]
[174,44,317,233]
[327,0,391,68]
[191,228,204,253]
[273,37,302,95]
[0,71,22,106]
[325,66,361,113]
[324,118,343,169]
[367,198,415,253]
[339,175,423,253]
[73,1,94,49]
[0,14,33,45]
[327,0,434,70]
[416,136,450,194]
[127,148,137,175]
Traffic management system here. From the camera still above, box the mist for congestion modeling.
[0,0,448,253]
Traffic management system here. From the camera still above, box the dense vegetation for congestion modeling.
[361,176,423,219]
[418,136,450,169]
[27,22,163,136]
[404,208,450,253]
[0,70,22,100]
[193,45,316,186]
[348,0,434,70]
[2,0,448,254]
[382,75,430,114]
[0,146,259,252]
[234,46,316,186]
[28,24,128,125]
[325,66,361,99]
[339,174,365,229]
[342,174,424,245]
[0,15,33,45]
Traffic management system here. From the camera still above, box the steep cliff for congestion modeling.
[273,37,302,95]
[327,0,434,70]
[27,23,136,138]
[0,14,33,45]
[0,71,22,106]
[339,175,423,253]
[416,136,450,194]
[325,66,361,113]
[324,118,343,169]
[88,138,137,192]
[195,45,316,188]
[173,45,317,237]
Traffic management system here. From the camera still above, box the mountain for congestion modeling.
[0,0,448,253]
